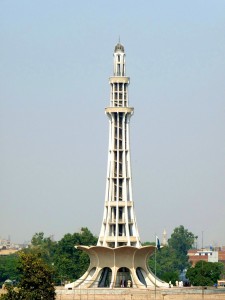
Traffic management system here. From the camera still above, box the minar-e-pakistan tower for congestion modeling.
[66,43,167,289]
[98,42,140,249]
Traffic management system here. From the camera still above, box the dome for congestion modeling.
[114,42,124,53]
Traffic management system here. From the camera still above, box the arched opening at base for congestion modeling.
[136,267,147,287]
[98,267,112,287]
[115,267,132,288]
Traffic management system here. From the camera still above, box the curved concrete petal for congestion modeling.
[65,246,168,289]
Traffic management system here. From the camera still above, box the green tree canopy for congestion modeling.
[148,246,179,284]
[168,225,196,254]
[53,227,97,283]
[13,228,98,285]
[186,261,224,286]
[168,225,196,271]
[31,232,45,246]
[0,255,20,287]
[0,252,55,300]
[148,225,197,283]
[28,232,57,265]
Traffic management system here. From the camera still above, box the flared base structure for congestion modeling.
[65,246,168,289]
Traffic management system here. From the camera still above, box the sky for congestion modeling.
[0,1,225,248]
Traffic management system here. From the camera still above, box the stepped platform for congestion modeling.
[1,286,225,299]
[55,286,225,300]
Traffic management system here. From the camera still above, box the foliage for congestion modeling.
[168,225,196,271]
[142,242,155,246]
[0,255,20,287]
[0,252,55,300]
[53,227,97,283]
[28,232,57,265]
[16,227,98,285]
[148,246,179,284]
[186,261,224,286]
[2,226,197,289]
[0,286,21,300]
[148,225,196,283]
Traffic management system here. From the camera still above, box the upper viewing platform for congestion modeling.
[110,42,129,107]
[113,42,126,77]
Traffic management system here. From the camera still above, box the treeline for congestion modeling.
[148,225,197,283]
[0,225,224,287]
[0,227,97,286]
[147,225,224,286]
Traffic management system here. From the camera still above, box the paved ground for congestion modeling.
[1,287,225,299]
[55,287,225,300]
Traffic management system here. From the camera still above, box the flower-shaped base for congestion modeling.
[65,246,168,289]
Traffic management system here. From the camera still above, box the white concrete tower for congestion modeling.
[162,229,167,246]
[65,43,168,289]
[98,42,141,248]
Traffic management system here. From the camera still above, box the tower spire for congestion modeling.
[98,42,141,248]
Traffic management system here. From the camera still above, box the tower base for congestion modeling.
[65,246,168,289]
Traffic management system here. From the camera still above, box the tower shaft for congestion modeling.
[98,43,140,248]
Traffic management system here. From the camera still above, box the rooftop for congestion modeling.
[114,43,124,53]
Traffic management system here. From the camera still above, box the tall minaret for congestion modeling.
[65,43,168,289]
[162,229,167,246]
[98,42,141,248]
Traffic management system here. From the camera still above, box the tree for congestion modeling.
[29,232,57,265]
[31,232,46,246]
[148,225,196,283]
[0,255,20,287]
[0,252,55,300]
[17,228,97,285]
[168,225,196,271]
[148,246,179,285]
[53,227,98,283]
[186,261,224,286]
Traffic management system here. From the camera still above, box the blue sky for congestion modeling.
[1,1,225,247]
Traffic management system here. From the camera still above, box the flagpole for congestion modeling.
[154,234,157,299]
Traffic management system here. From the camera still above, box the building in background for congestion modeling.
[188,247,225,267]
[0,237,28,256]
